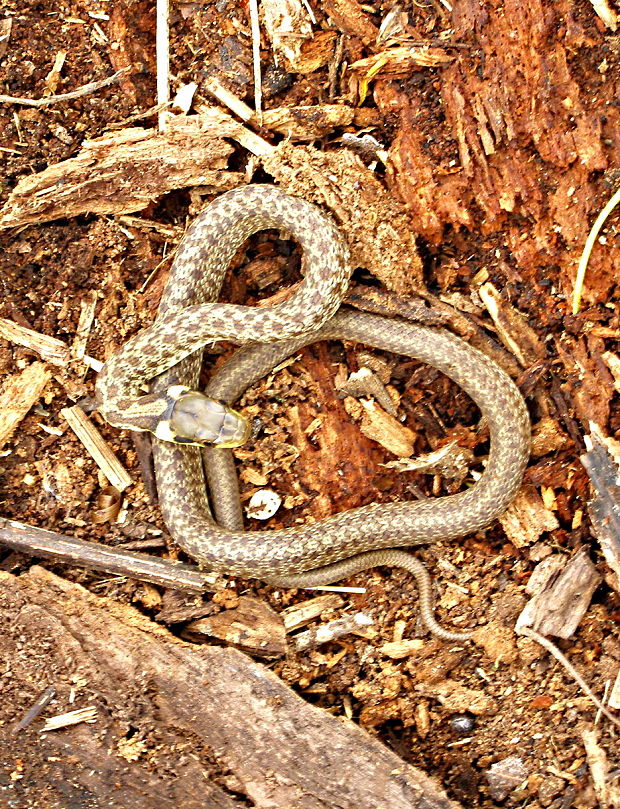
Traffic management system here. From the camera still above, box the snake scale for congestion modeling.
[97,185,530,641]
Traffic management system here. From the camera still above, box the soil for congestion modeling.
[0,1,619,808]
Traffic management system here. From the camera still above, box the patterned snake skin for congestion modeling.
[98,185,531,641]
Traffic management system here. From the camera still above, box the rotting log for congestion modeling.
[0,566,463,809]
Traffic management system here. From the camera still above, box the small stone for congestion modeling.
[485,756,529,801]
[246,489,282,520]
[449,713,476,734]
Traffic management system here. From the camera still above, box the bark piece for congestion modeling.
[581,430,620,590]
[322,0,380,44]
[516,550,602,639]
[260,104,355,140]
[263,142,424,294]
[0,567,463,809]
[0,362,51,448]
[498,485,560,548]
[0,113,242,228]
[182,595,287,658]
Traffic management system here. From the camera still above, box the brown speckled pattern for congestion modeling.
[97,186,530,641]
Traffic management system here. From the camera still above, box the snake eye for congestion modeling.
[169,391,251,447]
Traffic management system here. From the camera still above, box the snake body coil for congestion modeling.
[97,185,530,641]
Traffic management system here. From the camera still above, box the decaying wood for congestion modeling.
[259,104,355,140]
[263,142,424,295]
[581,430,620,591]
[498,485,560,548]
[0,566,464,809]
[344,397,416,457]
[261,0,336,74]
[338,367,397,415]
[0,518,218,592]
[0,112,244,228]
[477,282,545,367]
[0,317,71,366]
[292,611,374,652]
[61,405,132,491]
[323,0,379,44]
[182,595,287,658]
[0,361,51,448]
[516,549,601,639]
[280,592,344,631]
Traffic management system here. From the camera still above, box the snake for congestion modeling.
[96,185,530,642]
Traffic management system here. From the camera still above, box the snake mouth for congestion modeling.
[160,388,251,448]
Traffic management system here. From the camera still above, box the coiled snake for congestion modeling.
[97,185,530,641]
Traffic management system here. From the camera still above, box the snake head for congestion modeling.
[155,387,251,448]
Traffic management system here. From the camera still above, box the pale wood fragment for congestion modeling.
[293,611,374,651]
[71,291,98,360]
[346,397,416,457]
[478,282,545,366]
[203,76,254,121]
[60,406,132,491]
[280,593,344,631]
[515,550,601,638]
[0,362,51,448]
[498,485,560,548]
[0,318,71,366]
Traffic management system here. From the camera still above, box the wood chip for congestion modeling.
[60,406,132,491]
[280,593,344,632]
[478,282,545,366]
[355,398,416,457]
[322,0,379,44]
[498,485,560,548]
[0,318,71,366]
[515,550,601,639]
[259,104,354,140]
[292,611,374,651]
[182,596,287,658]
[0,362,51,448]
[41,707,98,732]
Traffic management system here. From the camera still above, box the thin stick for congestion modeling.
[0,517,218,591]
[12,686,56,734]
[0,67,131,107]
[572,185,620,314]
[518,626,620,730]
[249,0,263,123]
[156,0,170,129]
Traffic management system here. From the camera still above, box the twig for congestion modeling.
[12,686,56,734]
[572,185,620,314]
[518,626,620,731]
[0,66,131,107]
[249,0,263,122]
[0,517,218,591]
[60,406,132,491]
[156,0,170,129]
